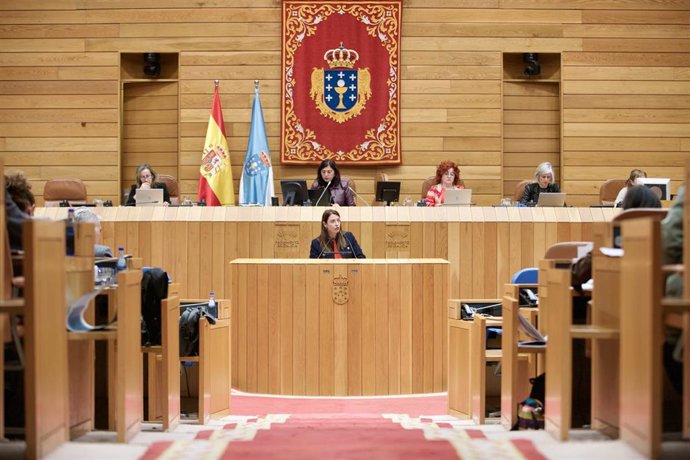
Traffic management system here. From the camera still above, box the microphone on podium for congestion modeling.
[348,186,370,206]
[317,238,333,259]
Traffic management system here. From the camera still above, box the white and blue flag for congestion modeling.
[239,82,274,206]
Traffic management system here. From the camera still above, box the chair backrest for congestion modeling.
[513,180,532,203]
[612,208,667,224]
[341,176,356,192]
[511,267,538,284]
[421,176,436,199]
[600,179,626,205]
[544,241,592,260]
[157,175,179,205]
[43,178,87,206]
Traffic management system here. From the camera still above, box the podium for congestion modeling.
[229,258,449,396]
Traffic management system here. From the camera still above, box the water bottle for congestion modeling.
[207,292,217,318]
[65,208,75,255]
[116,247,127,272]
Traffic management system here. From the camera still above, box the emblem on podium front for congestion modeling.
[310,43,371,124]
[332,275,349,305]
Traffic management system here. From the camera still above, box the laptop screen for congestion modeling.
[134,188,164,206]
[536,192,566,207]
[443,189,472,206]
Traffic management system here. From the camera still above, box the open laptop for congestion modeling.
[134,188,164,206]
[442,189,472,206]
[536,192,566,207]
[307,188,332,206]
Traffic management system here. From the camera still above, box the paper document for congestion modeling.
[66,286,115,332]
[517,312,547,346]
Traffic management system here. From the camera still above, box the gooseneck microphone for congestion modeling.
[317,238,333,259]
[315,180,332,206]
[342,232,361,259]
[348,186,370,206]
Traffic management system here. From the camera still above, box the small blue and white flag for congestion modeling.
[239,81,274,206]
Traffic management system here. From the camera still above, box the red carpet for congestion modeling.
[140,393,547,460]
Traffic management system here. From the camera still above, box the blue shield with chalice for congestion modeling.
[324,69,358,113]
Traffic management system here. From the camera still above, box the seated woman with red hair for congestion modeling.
[424,160,465,207]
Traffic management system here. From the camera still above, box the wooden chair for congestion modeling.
[599,179,626,206]
[500,284,541,430]
[513,180,531,203]
[178,298,231,424]
[157,175,179,205]
[141,285,181,432]
[0,220,71,459]
[619,216,690,458]
[43,178,88,207]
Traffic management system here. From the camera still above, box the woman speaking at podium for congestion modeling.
[310,209,365,259]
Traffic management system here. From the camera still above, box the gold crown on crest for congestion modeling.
[323,43,359,69]
[333,275,349,287]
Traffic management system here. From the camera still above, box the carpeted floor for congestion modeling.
[1,391,683,459]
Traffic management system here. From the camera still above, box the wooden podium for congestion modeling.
[229,258,449,396]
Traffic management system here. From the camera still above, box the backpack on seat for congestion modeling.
[179,304,216,357]
[513,373,545,430]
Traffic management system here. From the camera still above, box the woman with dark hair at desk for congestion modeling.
[309,209,365,259]
[520,161,560,205]
[310,159,355,207]
[125,163,170,206]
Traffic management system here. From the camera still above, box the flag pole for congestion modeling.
[254,79,259,91]
[215,79,220,88]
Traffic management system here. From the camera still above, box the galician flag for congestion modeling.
[239,81,274,206]
[198,81,234,206]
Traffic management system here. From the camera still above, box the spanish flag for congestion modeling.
[197,82,234,206]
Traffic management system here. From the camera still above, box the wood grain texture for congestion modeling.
[229,259,449,396]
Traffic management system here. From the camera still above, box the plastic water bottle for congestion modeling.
[116,247,127,272]
[65,208,75,255]
[207,292,217,318]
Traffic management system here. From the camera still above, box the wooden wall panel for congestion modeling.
[0,1,689,207]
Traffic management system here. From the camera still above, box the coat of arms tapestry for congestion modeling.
[281,0,402,165]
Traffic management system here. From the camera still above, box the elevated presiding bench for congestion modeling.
[229,258,449,396]
[35,206,618,300]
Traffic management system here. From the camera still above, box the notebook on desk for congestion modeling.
[134,188,164,206]
[536,192,566,207]
[442,189,472,206]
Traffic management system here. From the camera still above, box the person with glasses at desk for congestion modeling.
[424,160,465,207]
[125,163,170,206]
[519,161,560,206]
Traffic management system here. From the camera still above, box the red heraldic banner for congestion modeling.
[281,0,402,165]
[198,85,235,206]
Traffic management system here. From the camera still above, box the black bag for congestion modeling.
[140,268,169,346]
[179,305,216,357]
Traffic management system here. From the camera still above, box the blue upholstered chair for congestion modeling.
[511,267,538,284]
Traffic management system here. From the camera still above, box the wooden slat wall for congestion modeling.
[121,81,179,197]
[1,0,690,206]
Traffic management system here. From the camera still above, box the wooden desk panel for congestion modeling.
[36,207,616,300]
[229,259,448,396]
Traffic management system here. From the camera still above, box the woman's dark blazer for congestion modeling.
[125,182,170,206]
[520,182,560,205]
[309,231,365,259]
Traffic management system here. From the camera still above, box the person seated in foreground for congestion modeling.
[614,168,647,208]
[4,172,33,250]
[571,185,662,290]
[310,159,355,207]
[73,207,113,258]
[520,161,560,205]
[424,160,465,207]
[125,163,171,206]
[309,209,365,259]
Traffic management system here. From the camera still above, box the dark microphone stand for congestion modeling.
[317,238,333,259]
[315,180,332,206]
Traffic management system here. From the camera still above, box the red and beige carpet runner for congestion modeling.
[140,393,546,460]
